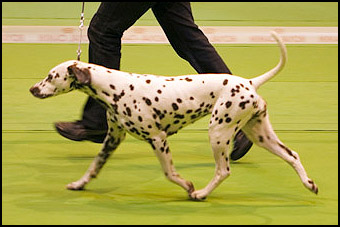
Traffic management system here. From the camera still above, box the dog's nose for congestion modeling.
[29,86,40,96]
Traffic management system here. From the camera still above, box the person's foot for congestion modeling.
[54,121,107,143]
[230,130,253,161]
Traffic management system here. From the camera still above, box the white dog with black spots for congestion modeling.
[30,32,318,200]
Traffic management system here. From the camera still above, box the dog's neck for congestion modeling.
[78,68,127,111]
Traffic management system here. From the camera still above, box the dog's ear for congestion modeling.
[67,65,91,85]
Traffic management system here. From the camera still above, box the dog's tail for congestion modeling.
[251,31,287,90]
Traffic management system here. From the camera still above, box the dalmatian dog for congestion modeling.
[30,32,318,200]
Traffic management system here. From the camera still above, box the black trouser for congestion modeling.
[82,2,232,130]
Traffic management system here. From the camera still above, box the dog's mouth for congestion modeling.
[29,86,52,99]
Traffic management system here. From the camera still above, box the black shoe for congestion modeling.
[54,121,107,143]
[230,130,253,161]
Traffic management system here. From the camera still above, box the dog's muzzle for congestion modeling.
[29,86,52,99]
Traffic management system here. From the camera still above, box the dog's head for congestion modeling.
[29,60,91,99]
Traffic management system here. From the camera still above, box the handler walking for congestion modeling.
[55,2,253,161]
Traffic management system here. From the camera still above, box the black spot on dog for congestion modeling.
[239,100,250,109]
[225,101,232,109]
[259,135,264,142]
[164,124,171,132]
[223,79,228,85]
[153,108,165,120]
[141,130,150,136]
[102,91,110,96]
[46,74,53,82]
[195,108,202,113]
[225,117,232,123]
[129,84,134,91]
[148,139,156,150]
[113,94,120,102]
[126,107,132,117]
[278,142,297,159]
[174,114,185,119]
[155,122,162,130]
[172,103,179,111]
[174,120,180,124]
[110,84,116,90]
[143,97,152,106]
[110,104,118,114]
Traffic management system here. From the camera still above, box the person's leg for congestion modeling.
[152,2,252,160]
[82,2,155,131]
[56,2,155,143]
[152,2,231,74]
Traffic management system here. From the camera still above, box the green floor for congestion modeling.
[2,2,338,225]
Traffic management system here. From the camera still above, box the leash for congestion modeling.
[76,2,85,61]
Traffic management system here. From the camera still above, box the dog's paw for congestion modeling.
[189,189,207,201]
[66,181,86,190]
[304,179,318,195]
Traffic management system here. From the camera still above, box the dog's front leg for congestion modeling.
[67,119,126,190]
[190,121,235,200]
[149,132,195,196]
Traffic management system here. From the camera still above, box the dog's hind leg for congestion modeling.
[149,132,195,196]
[67,115,126,190]
[242,109,318,194]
